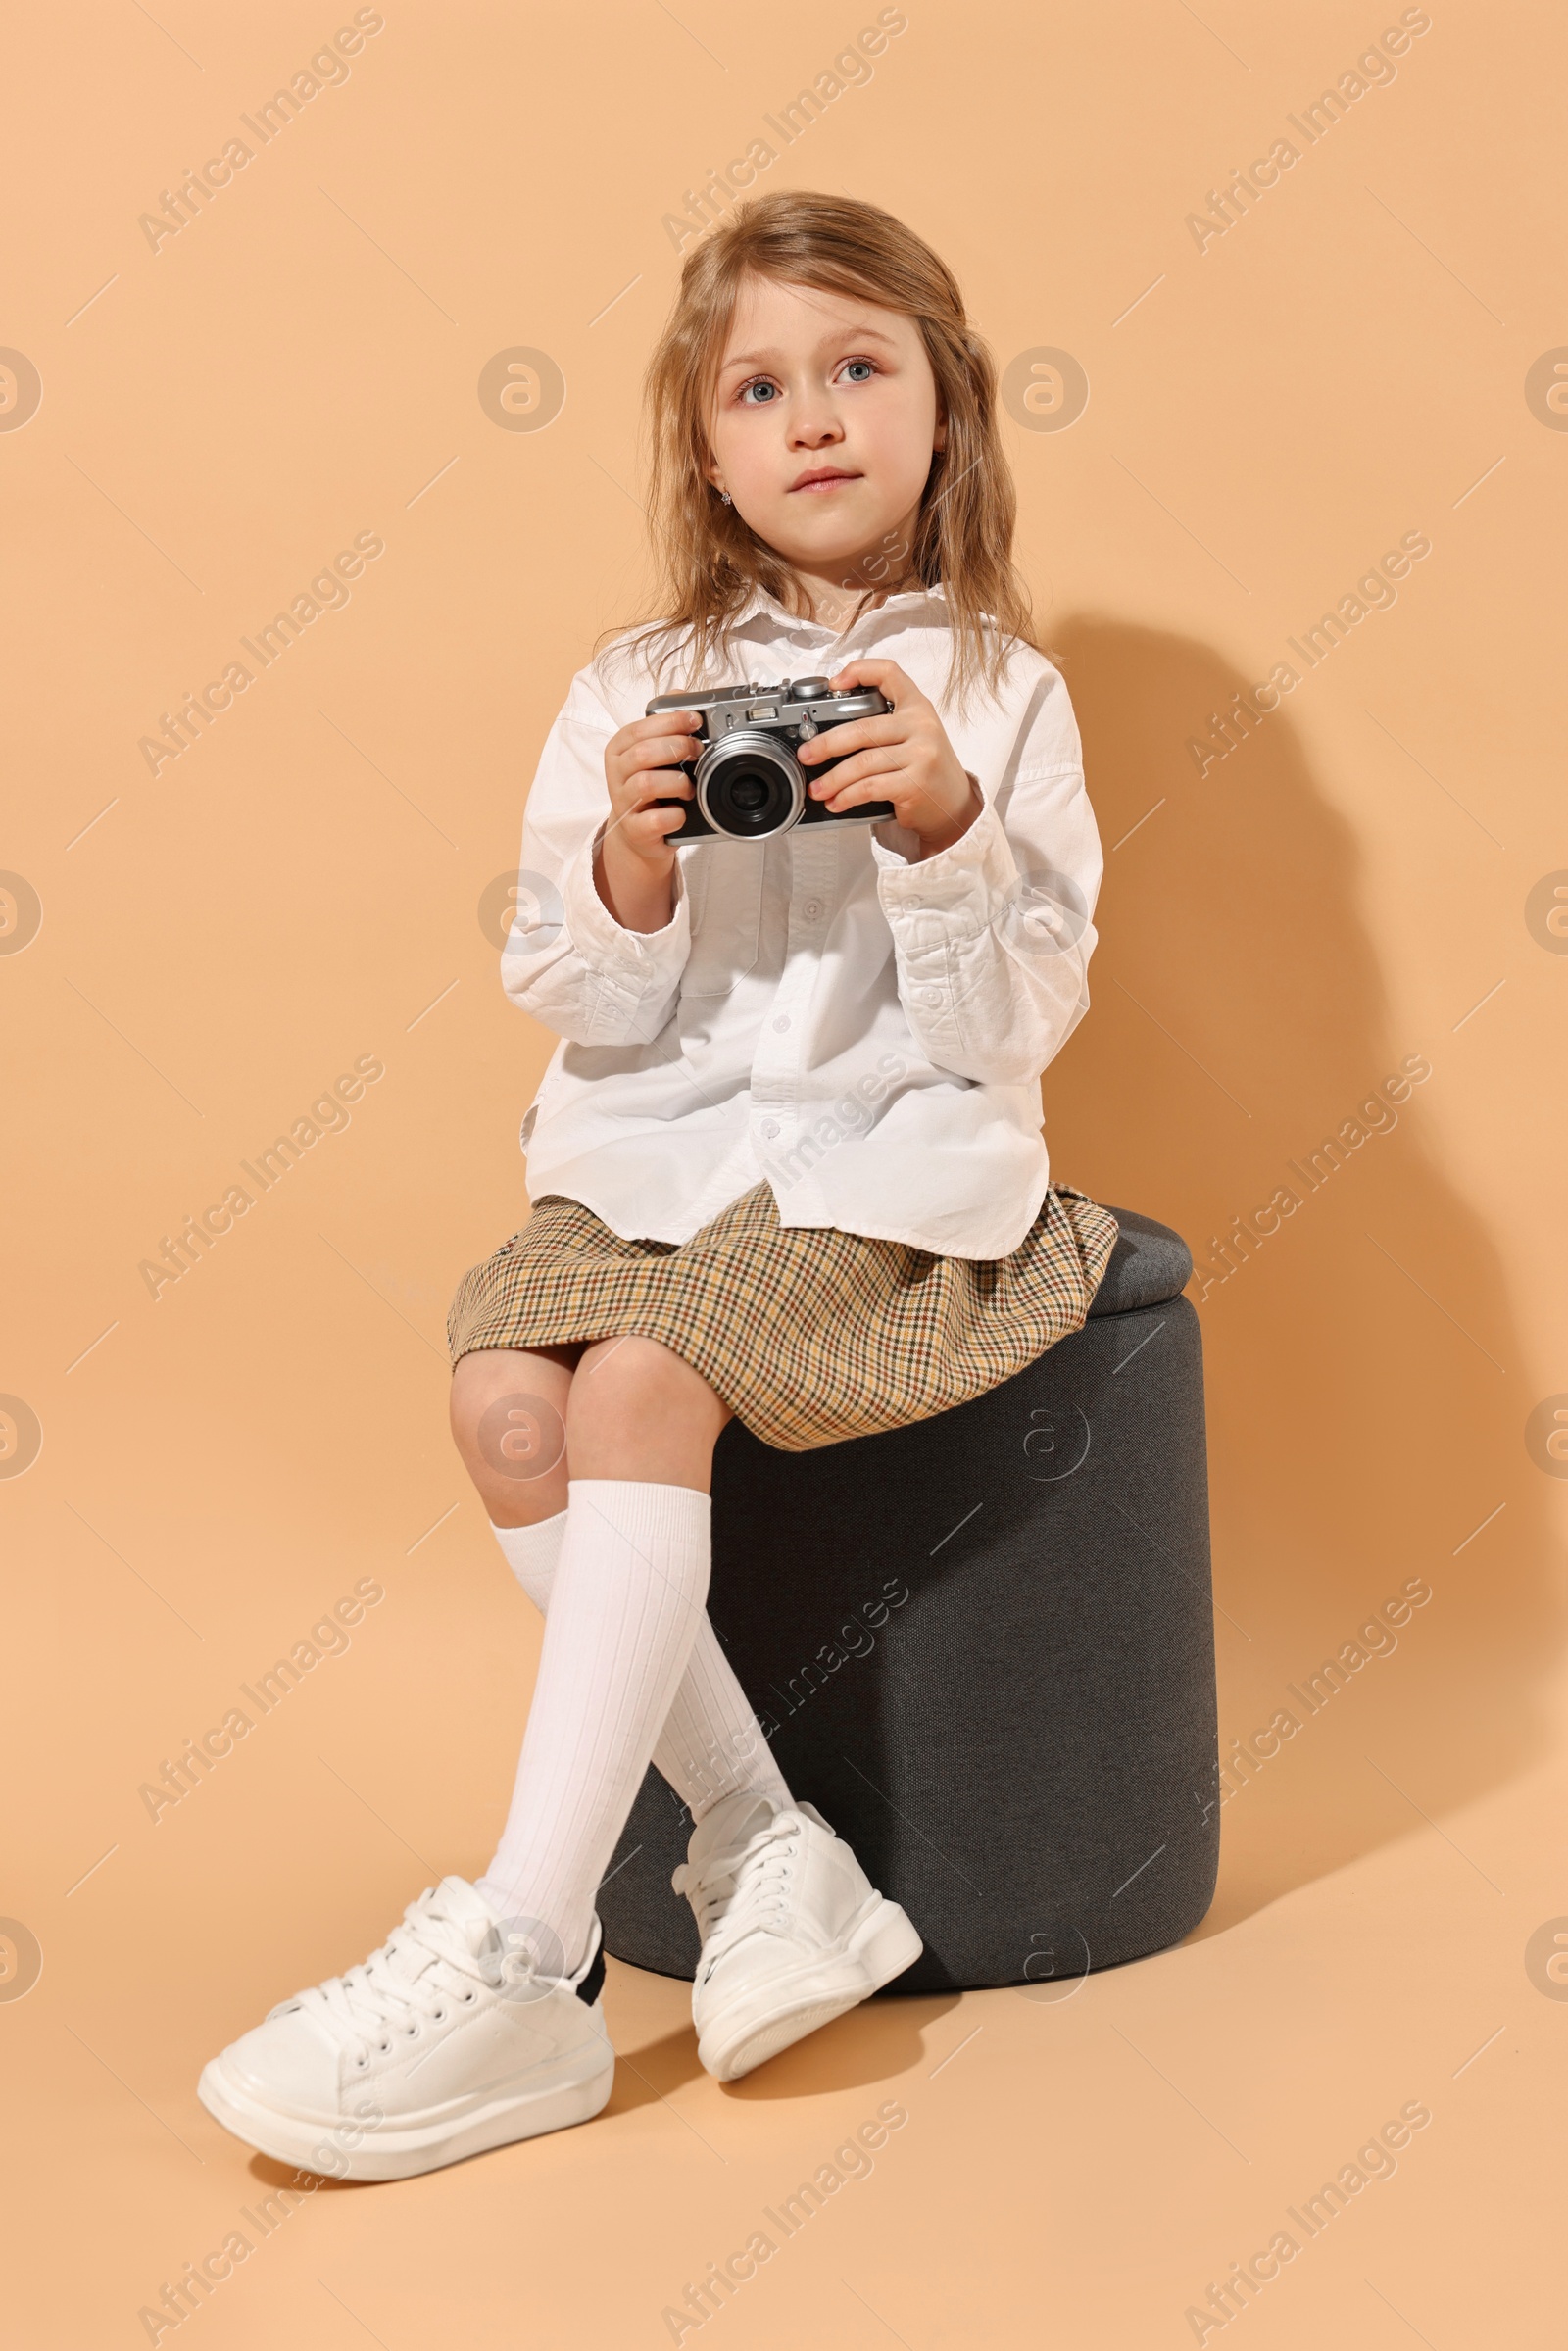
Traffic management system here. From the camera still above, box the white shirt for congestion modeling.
[502,583,1102,1260]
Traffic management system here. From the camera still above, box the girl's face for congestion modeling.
[706,275,946,592]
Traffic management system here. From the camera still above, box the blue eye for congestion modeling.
[738,379,779,405]
[842,359,876,383]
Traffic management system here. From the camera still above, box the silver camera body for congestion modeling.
[646,676,894,842]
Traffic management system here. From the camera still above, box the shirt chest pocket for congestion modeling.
[679,842,764,997]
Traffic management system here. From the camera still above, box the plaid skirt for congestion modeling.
[446,1180,1120,1454]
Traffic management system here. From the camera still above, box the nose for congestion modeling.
[788,383,845,450]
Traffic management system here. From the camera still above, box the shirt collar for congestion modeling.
[730,579,950,643]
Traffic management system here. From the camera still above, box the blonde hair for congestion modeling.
[618,190,1036,705]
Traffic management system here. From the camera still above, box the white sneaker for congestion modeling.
[672,1791,922,2082]
[197,1877,613,2180]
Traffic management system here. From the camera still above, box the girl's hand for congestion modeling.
[595,710,702,931]
[800,659,982,857]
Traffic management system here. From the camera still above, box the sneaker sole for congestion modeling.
[196,2046,616,2181]
[698,1896,923,2082]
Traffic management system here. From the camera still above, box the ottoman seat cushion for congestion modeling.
[596,1205,1218,1994]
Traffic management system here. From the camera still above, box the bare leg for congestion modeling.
[451,1335,787,1819]
[469,1337,732,1965]
[449,1342,580,1527]
[450,1333,734,1518]
[566,1333,733,1485]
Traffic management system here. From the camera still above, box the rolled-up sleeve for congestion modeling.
[871,745,1102,1089]
[500,672,692,1047]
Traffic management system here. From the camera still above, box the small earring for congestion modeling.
[719,490,732,505]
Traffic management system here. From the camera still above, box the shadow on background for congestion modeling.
[1041,614,1560,1932]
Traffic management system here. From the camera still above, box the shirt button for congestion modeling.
[802,900,821,919]
[772,1015,790,1032]
[760,1119,780,1139]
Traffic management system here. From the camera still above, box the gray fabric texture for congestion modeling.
[1084,1203,1194,1317]
[596,1205,1218,1994]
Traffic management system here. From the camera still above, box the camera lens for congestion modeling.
[711,759,789,834]
[695,732,805,839]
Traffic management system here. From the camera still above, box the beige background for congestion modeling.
[4,1,1565,2342]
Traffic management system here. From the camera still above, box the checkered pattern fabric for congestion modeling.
[446,1181,1121,1454]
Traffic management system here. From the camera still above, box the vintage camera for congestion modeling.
[646,676,895,842]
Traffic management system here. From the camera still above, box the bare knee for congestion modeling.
[450,1346,576,1526]
[567,1335,730,1489]
[570,1335,729,1437]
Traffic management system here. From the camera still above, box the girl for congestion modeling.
[198,192,1120,2181]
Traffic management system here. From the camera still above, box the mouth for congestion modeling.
[789,467,862,494]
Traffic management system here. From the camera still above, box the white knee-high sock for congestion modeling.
[488,1511,792,1824]
[476,1479,714,1975]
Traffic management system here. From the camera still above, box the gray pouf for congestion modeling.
[597,1206,1218,1994]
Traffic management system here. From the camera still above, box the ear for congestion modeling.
[933,409,949,454]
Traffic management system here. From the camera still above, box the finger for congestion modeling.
[612,737,702,786]
[615,722,703,764]
[619,709,703,742]
[827,657,914,700]
[827,657,897,684]
[604,799,688,852]
[625,780,700,817]
[606,783,693,852]
[798,713,906,761]
[811,748,905,804]
[606,771,692,819]
[607,712,701,768]
[641,802,692,838]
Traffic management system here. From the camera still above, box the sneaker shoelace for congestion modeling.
[674,1813,804,1964]
[270,1884,511,2066]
